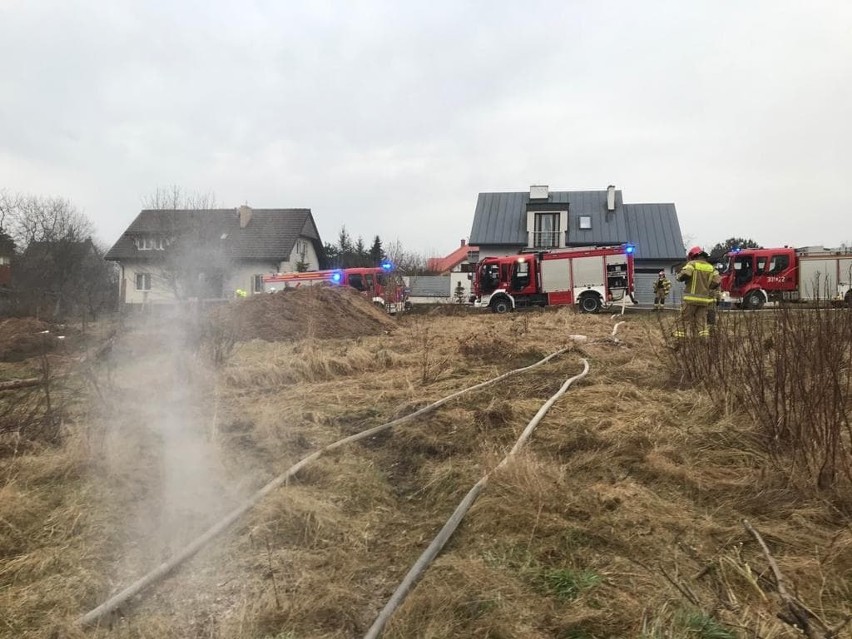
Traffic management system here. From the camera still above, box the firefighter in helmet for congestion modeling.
[674,246,721,338]
[652,270,671,310]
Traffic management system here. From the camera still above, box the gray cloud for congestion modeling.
[2,0,851,254]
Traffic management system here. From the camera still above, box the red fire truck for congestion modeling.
[471,244,636,313]
[720,246,852,309]
[262,265,410,314]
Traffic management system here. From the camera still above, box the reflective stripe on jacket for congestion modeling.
[677,260,721,305]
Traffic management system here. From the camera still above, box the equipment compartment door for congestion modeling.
[540,258,571,293]
[571,256,605,288]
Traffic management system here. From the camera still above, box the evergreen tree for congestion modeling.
[369,235,384,266]
[354,236,367,267]
[336,226,356,267]
[321,242,339,269]
[337,226,352,254]
[708,237,761,263]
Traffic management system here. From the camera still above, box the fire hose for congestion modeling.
[78,346,573,627]
[363,358,591,639]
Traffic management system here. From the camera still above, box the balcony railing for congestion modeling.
[532,231,561,249]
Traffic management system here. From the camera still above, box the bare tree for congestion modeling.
[384,239,429,275]
[6,194,93,248]
[141,185,217,212]
[0,192,111,319]
[78,242,119,323]
[0,190,22,233]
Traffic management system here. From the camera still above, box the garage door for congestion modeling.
[409,276,451,298]
[634,272,682,307]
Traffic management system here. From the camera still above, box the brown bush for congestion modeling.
[0,318,56,362]
[660,306,852,499]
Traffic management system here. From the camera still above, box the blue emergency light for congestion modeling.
[380,261,393,271]
[330,271,343,283]
[625,244,635,254]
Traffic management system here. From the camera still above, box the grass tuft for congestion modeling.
[541,567,602,601]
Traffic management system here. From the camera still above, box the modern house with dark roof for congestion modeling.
[105,206,323,304]
[468,185,686,305]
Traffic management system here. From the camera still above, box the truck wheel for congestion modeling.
[491,298,511,314]
[578,293,602,314]
[744,290,764,310]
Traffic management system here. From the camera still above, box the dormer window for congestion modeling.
[136,236,166,250]
[533,212,560,248]
[526,209,567,249]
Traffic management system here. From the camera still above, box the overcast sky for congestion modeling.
[1,0,851,256]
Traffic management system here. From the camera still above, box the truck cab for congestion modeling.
[720,247,797,309]
[474,255,543,313]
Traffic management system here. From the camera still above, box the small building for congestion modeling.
[105,206,323,305]
[468,185,686,305]
[418,239,480,302]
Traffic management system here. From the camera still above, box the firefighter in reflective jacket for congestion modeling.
[674,246,721,338]
[652,271,671,310]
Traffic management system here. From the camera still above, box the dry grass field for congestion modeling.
[0,291,850,639]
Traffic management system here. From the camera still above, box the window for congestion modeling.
[349,273,366,291]
[135,272,151,291]
[252,274,264,293]
[512,259,531,290]
[480,264,500,293]
[733,256,753,285]
[768,255,790,274]
[534,213,560,248]
[295,239,308,259]
[579,216,592,230]
[756,257,768,274]
[501,263,511,282]
[136,236,165,251]
[0,256,9,266]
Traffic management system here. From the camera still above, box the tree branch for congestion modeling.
[742,519,840,639]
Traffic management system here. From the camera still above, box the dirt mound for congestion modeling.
[0,317,57,361]
[225,286,396,341]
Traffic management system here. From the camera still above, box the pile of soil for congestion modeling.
[0,317,57,361]
[225,286,396,341]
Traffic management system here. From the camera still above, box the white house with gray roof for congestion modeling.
[105,205,323,304]
[468,185,686,306]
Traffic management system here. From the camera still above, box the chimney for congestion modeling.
[606,185,616,212]
[238,205,252,228]
[530,185,549,200]
[460,239,466,247]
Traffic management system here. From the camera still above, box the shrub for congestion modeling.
[660,306,852,496]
